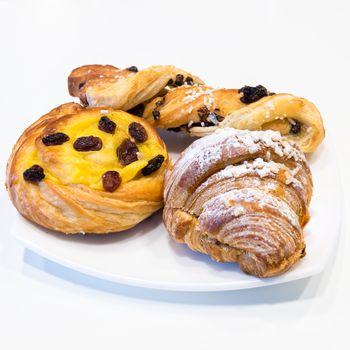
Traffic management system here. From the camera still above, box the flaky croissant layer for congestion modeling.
[163,128,313,278]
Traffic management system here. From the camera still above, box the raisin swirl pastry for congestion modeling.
[163,128,313,277]
[143,85,325,153]
[6,103,168,234]
[68,65,324,153]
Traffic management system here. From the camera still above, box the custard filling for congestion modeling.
[24,111,167,191]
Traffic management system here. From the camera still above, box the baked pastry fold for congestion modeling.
[68,64,325,153]
[68,64,204,110]
[163,128,313,277]
[6,103,168,234]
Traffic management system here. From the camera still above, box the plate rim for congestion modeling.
[13,225,329,291]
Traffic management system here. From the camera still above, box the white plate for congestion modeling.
[12,131,341,291]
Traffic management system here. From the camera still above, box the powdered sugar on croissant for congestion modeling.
[163,128,313,278]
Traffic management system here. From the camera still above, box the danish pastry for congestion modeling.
[6,103,168,234]
[163,128,313,277]
[68,64,325,153]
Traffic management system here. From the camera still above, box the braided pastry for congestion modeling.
[68,64,325,153]
[6,103,168,234]
[163,128,313,277]
[68,64,203,110]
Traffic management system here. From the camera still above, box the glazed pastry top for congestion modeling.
[6,103,168,234]
[13,107,167,192]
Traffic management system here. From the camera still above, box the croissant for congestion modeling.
[6,103,168,234]
[68,64,325,153]
[163,128,313,277]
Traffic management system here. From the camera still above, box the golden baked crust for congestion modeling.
[6,103,168,234]
[144,88,325,153]
[68,65,324,153]
[68,64,204,110]
[68,64,134,106]
[163,128,313,278]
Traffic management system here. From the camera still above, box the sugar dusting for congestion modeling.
[165,128,306,205]
[169,128,305,188]
[200,188,300,228]
[196,157,302,192]
[182,86,215,109]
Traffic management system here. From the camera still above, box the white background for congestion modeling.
[1,0,349,349]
